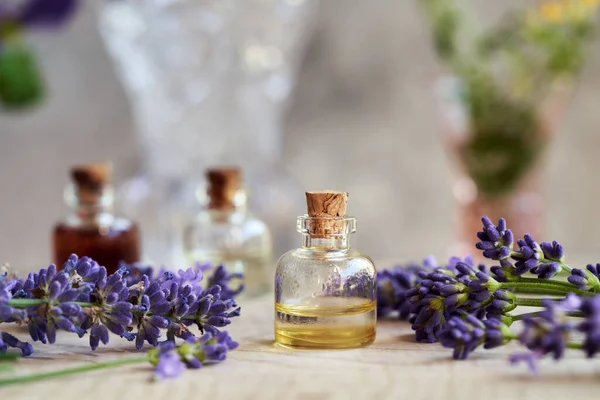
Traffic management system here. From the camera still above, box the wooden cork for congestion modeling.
[305,191,349,236]
[70,162,112,204]
[206,167,241,210]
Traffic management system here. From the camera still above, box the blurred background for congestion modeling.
[0,0,599,274]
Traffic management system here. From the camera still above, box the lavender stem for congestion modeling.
[0,356,148,387]
[515,298,549,307]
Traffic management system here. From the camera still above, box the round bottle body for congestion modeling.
[184,209,273,297]
[54,216,140,274]
[274,247,377,349]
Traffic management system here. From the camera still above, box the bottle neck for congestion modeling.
[201,187,248,215]
[297,216,356,250]
[65,184,115,225]
[73,202,114,223]
[302,234,350,250]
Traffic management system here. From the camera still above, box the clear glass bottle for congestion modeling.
[183,167,273,297]
[53,162,141,275]
[275,191,377,349]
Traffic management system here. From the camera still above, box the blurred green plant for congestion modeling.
[421,0,599,196]
[0,0,79,110]
[0,41,45,110]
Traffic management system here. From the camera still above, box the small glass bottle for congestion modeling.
[53,162,141,274]
[275,191,377,349]
[183,167,273,297]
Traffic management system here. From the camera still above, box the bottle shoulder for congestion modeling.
[277,247,376,269]
[188,210,267,227]
[184,210,271,254]
[56,213,135,232]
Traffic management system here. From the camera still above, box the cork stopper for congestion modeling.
[70,162,112,204]
[206,167,241,210]
[305,191,349,236]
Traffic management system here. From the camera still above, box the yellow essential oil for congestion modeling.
[274,298,377,349]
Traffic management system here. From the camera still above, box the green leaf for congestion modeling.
[0,42,45,109]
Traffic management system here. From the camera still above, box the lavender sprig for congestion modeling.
[476,216,574,280]
[150,331,239,380]
[381,214,600,374]
[0,255,243,357]
[0,330,237,387]
[438,312,510,359]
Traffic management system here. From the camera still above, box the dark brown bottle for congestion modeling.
[53,162,141,274]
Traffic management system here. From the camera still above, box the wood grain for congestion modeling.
[1,295,599,400]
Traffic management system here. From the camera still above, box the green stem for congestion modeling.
[499,281,592,297]
[72,302,95,307]
[510,311,544,321]
[9,299,96,309]
[0,356,148,388]
[505,334,582,350]
[507,287,573,296]
[8,299,47,307]
[514,298,549,307]
[509,310,585,323]
[510,278,576,290]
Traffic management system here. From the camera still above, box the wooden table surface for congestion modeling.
[1,294,599,400]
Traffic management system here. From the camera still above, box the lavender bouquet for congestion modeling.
[378,216,600,372]
[0,255,242,385]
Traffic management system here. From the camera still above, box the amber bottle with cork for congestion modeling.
[183,167,273,297]
[53,162,141,274]
[274,191,377,349]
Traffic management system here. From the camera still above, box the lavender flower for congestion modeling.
[512,234,542,275]
[117,262,155,286]
[0,281,15,322]
[153,343,187,380]
[149,331,238,380]
[476,217,514,261]
[14,0,79,28]
[1,331,33,356]
[490,260,519,282]
[568,264,600,292]
[206,265,244,301]
[509,352,543,374]
[406,270,455,342]
[517,296,580,361]
[475,217,569,280]
[0,253,242,357]
[170,268,205,293]
[578,295,600,357]
[63,255,104,293]
[22,264,84,344]
[530,261,562,280]
[377,265,421,319]
[438,313,509,359]
[77,266,134,349]
[540,241,565,262]
[189,286,241,336]
[407,258,516,342]
[485,289,517,315]
[132,280,173,349]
